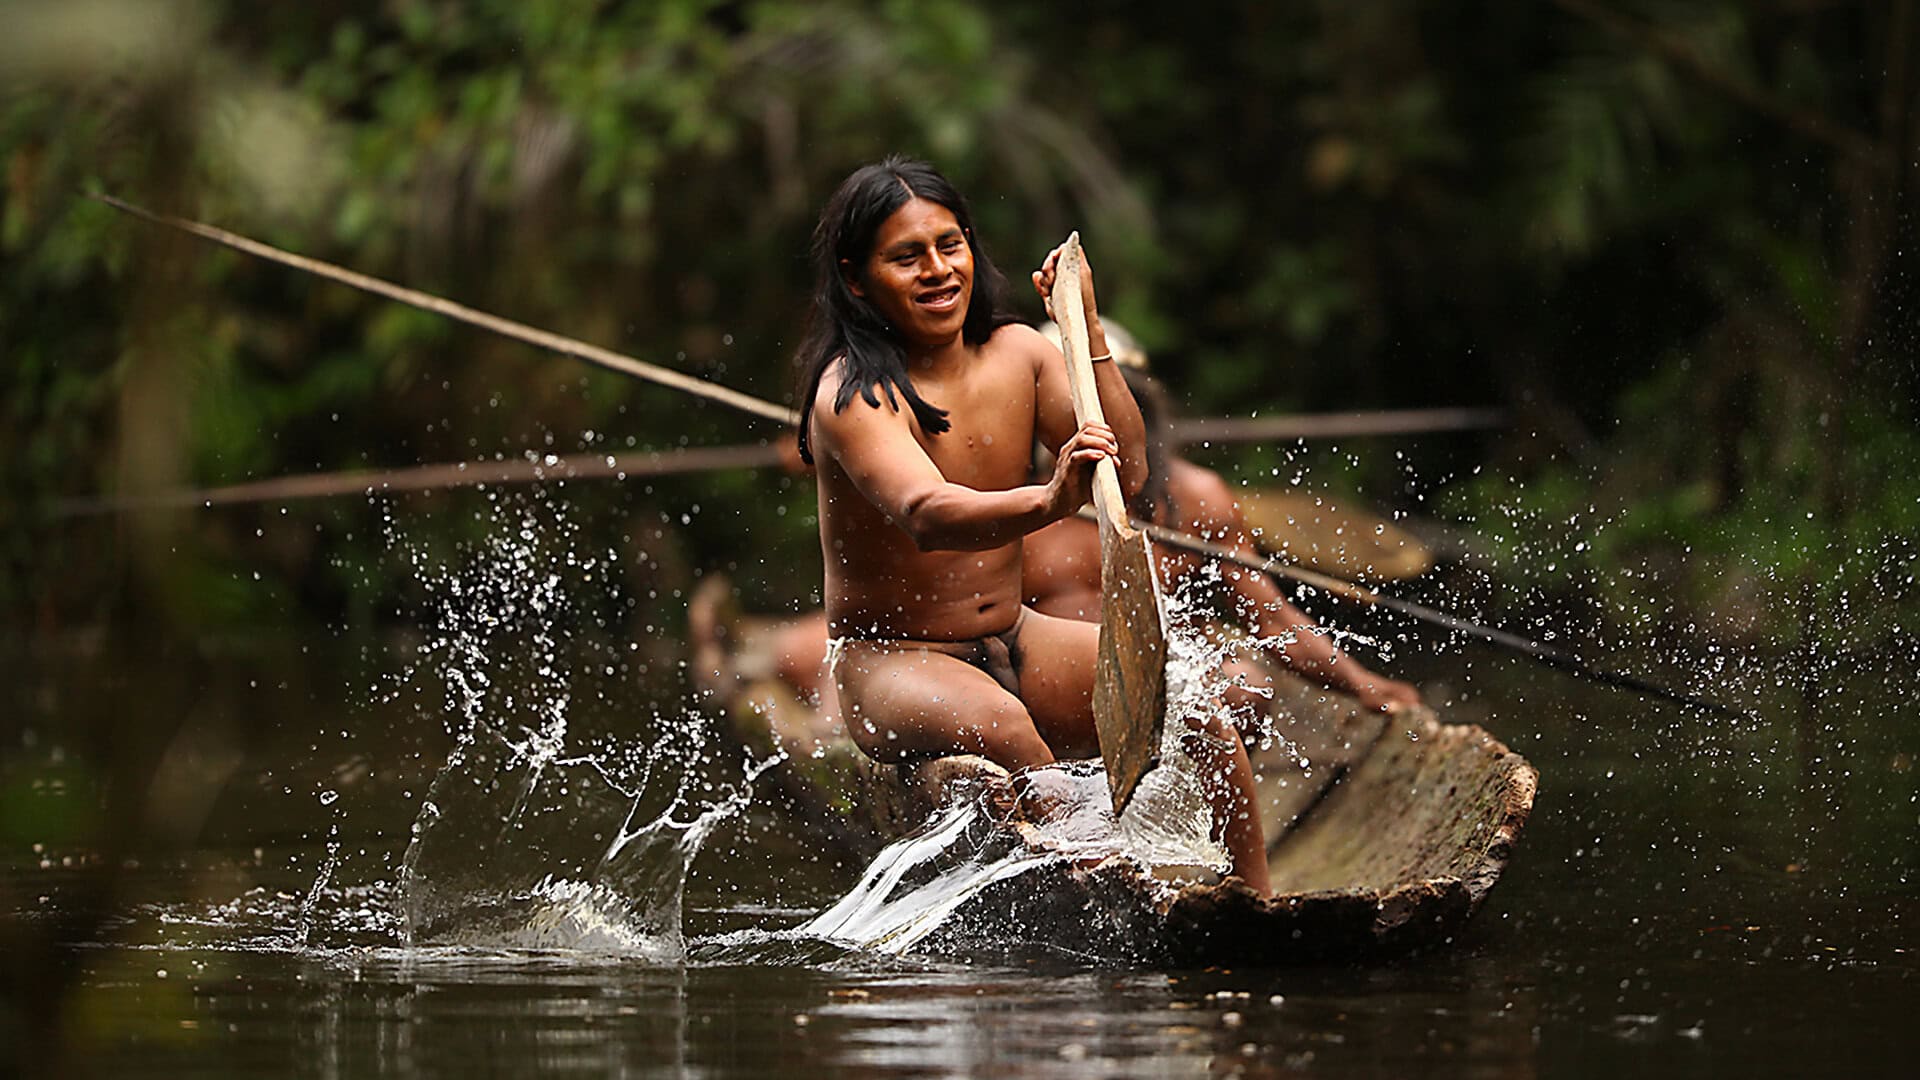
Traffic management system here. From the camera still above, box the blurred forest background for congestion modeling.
[8,5,1920,1071]
[4,0,1917,660]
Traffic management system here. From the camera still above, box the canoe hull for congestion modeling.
[848,707,1532,966]
[711,656,1535,964]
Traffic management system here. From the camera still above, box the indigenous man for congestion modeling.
[1023,321,1422,726]
[750,322,1419,730]
[793,156,1270,893]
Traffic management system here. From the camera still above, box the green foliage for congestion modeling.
[0,755,105,855]
[1449,353,1919,650]
[1,0,1914,651]
[1514,6,1744,257]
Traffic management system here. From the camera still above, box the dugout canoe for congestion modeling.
[692,591,1536,964]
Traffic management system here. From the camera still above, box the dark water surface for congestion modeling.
[5,630,1917,1077]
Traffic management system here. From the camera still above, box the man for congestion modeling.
[793,156,1270,892]
[1022,321,1422,727]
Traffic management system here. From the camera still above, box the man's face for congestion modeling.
[849,197,974,349]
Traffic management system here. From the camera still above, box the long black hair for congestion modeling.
[794,156,1020,464]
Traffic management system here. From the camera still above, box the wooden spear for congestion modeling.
[1171,407,1504,445]
[49,443,786,516]
[89,193,799,427]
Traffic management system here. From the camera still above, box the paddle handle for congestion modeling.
[1052,233,1133,536]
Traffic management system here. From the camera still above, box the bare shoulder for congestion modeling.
[812,356,850,411]
[812,358,910,447]
[1169,459,1242,528]
[987,321,1052,372]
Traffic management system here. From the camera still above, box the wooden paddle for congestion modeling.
[1051,233,1168,815]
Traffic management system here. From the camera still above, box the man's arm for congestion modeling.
[1171,463,1421,712]
[815,371,1118,552]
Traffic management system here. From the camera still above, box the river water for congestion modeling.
[5,543,1917,1075]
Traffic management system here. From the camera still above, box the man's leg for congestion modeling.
[1016,607,1271,894]
[1027,585,1101,623]
[1220,656,1276,743]
[769,611,845,730]
[832,642,1056,770]
[771,611,832,702]
[1175,715,1271,895]
[997,608,1102,758]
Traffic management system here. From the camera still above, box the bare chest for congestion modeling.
[910,357,1038,488]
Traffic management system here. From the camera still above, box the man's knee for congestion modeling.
[969,699,1053,768]
[1177,711,1246,765]
[842,699,901,760]
[1221,660,1274,724]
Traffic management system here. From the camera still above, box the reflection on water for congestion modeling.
[6,498,1918,1077]
[9,627,1920,1077]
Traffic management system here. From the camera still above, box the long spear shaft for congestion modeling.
[1171,407,1504,445]
[50,442,786,516]
[90,193,801,426]
[96,194,1502,443]
[1123,514,1747,719]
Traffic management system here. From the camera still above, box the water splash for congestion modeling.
[1117,560,1376,865]
[404,749,778,959]
[294,824,341,948]
[799,770,1098,954]
[785,571,1334,957]
[272,486,1382,966]
[377,491,777,960]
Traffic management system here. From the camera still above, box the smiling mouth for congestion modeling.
[915,284,964,312]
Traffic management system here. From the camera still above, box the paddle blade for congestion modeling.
[1095,523,1167,816]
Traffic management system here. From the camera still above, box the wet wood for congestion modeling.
[1052,232,1167,815]
[52,443,786,516]
[1251,669,1392,843]
[1170,406,1505,445]
[886,699,1535,964]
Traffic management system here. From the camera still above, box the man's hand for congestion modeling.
[1351,676,1422,714]
[1029,235,1147,501]
[1032,240,1104,346]
[1044,421,1118,520]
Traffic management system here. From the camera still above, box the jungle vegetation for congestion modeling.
[4,0,1916,662]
